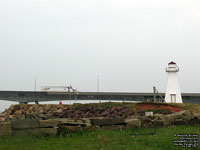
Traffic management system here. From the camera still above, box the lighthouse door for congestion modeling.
[171,94,176,103]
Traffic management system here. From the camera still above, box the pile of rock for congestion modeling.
[0,104,134,123]
[139,110,200,127]
[1,110,200,137]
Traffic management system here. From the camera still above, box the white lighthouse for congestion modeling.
[165,61,182,103]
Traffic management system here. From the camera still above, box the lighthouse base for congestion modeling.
[165,93,182,103]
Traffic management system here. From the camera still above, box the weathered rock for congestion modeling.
[90,118,125,126]
[0,117,5,122]
[12,105,21,111]
[193,113,200,124]
[164,115,174,126]
[82,118,92,127]
[145,112,153,117]
[12,119,39,129]
[0,104,135,122]
[34,128,58,135]
[125,118,141,128]
[154,114,165,119]
[152,114,165,127]
[171,110,193,120]
[174,118,186,125]
[140,117,152,127]
[0,122,11,136]
[168,110,194,125]
[82,126,97,132]
[39,119,59,128]
[58,118,85,126]
[153,119,165,127]
[59,125,81,133]
[164,110,194,126]
[102,125,125,130]
[12,129,34,135]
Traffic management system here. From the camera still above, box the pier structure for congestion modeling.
[0,91,200,104]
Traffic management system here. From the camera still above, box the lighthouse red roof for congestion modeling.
[168,61,176,65]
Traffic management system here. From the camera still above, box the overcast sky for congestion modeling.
[0,0,200,111]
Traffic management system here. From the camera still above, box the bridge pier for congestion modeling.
[0,91,200,104]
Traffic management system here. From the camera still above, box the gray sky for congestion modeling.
[0,0,200,111]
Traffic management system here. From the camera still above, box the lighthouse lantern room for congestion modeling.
[165,61,182,103]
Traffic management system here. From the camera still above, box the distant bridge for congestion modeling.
[0,91,200,104]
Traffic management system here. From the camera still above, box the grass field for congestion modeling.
[0,125,199,150]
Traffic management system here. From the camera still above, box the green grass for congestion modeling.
[0,125,200,150]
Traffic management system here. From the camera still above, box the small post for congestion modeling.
[153,86,156,102]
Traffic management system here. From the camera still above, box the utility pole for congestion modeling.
[97,74,99,92]
[35,76,36,92]
[35,76,39,104]
[153,86,156,102]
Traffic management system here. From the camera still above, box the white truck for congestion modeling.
[41,85,78,92]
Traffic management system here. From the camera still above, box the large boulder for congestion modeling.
[140,116,153,127]
[12,119,39,129]
[83,126,97,132]
[125,118,141,128]
[102,125,125,130]
[34,128,58,135]
[90,118,125,126]
[153,119,165,127]
[171,110,193,120]
[0,122,11,136]
[191,113,200,125]
[169,110,194,125]
[58,118,86,126]
[39,119,59,128]
[81,118,92,127]
[152,114,165,127]
[164,115,175,126]
[164,110,194,125]
[59,125,81,134]
[153,114,172,127]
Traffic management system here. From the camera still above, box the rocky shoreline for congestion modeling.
[0,103,135,123]
[0,103,200,137]
[0,102,184,123]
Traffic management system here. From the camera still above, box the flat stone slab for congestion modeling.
[12,119,39,129]
[81,118,92,127]
[34,128,58,135]
[12,129,34,135]
[90,118,125,126]
[39,120,59,128]
[125,118,141,128]
[58,118,86,125]
[0,122,11,136]
[59,125,81,133]
[102,125,125,130]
